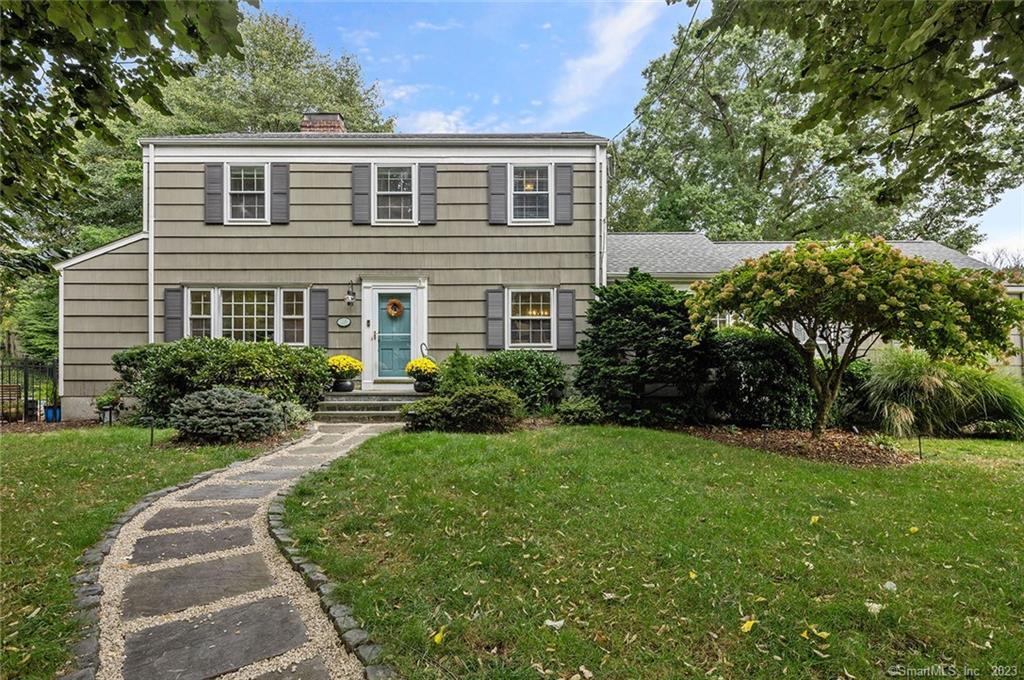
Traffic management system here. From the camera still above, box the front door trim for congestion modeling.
[360,278,428,389]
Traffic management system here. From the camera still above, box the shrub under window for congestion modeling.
[476,349,566,413]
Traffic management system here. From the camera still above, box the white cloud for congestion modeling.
[401,108,474,133]
[530,99,543,107]
[378,81,427,106]
[491,94,501,106]
[541,22,552,30]
[411,20,462,32]
[544,2,661,127]
[338,27,379,46]
[518,42,530,50]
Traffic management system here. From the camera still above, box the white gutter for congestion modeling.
[138,135,609,148]
[147,143,155,343]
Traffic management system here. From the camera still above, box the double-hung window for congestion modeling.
[185,288,307,345]
[510,164,552,224]
[373,164,416,224]
[188,289,213,337]
[506,288,555,349]
[226,163,269,224]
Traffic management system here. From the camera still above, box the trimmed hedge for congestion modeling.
[112,337,332,421]
[704,327,816,429]
[170,387,285,443]
[403,385,525,433]
[555,395,606,425]
[476,350,566,413]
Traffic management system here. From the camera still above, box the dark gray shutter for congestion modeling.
[204,164,223,224]
[352,164,371,225]
[418,164,437,225]
[164,287,183,342]
[556,288,576,350]
[554,164,573,225]
[270,163,289,224]
[309,288,329,347]
[487,164,507,225]
[485,289,504,349]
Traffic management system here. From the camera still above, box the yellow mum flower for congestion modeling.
[405,357,439,379]
[328,354,363,378]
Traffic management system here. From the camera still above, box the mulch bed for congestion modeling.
[0,419,100,434]
[681,425,918,467]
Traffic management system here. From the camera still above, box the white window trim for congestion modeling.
[504,287,557,350]
[371,162,418,226]
[183,286,309,346]
[223,162,271,225]
[507,162,555,226]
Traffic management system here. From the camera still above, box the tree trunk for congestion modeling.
[811,389,835,439]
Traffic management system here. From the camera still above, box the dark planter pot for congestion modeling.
[413,380,433,394]
[334,378,355,393]
[44,405,57,423]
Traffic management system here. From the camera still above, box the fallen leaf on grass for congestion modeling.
[544,619,564,631]
[431,625,447,644]
[865,601,884,615]
[740,618,758,633]
[810,515,821,525]
[688,570,698,580]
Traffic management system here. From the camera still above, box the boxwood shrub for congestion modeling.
[170,387,285,443]
[112,337,332,421]
[476,349,566,412]
[402,385,525,433]
[555,395,606,425]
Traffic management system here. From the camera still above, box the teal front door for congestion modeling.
[377,292,412,378]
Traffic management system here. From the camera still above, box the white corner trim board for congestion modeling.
[148,143,156,343]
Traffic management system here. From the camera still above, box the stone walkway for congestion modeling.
[94,423,397,680]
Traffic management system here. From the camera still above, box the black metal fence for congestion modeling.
[0,358,59,422]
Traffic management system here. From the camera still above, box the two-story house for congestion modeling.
[56,113,609,419]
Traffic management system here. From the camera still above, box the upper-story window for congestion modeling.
[226,163,269,224]
[373,164,416,224]
[510,164,552,224]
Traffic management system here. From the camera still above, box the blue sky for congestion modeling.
[263,0,1021,254]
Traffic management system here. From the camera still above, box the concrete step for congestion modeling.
[314,410,404,423]
[317,400,416,412]
[322,391,426,402]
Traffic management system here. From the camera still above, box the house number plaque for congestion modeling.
[336,317,352,328]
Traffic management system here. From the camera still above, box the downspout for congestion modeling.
[58,272,64,396]
[147,143,155,343]
[600,145,608,285]
[594,144,601,286]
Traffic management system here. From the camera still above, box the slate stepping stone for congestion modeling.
[181,483,278,501]
[122,553,273,618]
[316,424,361,434]
[143,504,259,530]
[122,596,307,680]
[228,468,303,482]
[262,455,334,468]
[288,445,340,455]
[129,525,252,565]
[252,657,331,680]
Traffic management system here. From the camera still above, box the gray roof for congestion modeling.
[138,131,608,146]
[606,232,992,276]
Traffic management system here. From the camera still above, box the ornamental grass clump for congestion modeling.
[865,349,1024,437]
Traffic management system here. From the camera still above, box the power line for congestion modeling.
[610,0,704,143]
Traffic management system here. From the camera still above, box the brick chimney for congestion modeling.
[299,112,346,133]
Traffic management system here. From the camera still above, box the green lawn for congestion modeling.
[285,428,1023,679]
[0,426,282,680]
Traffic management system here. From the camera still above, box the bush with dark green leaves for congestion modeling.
[402,385,525,433]
[476,350,566,412]
[170,387,285,443]
[555,395,606,425]
[575,270,709,426]
[832,359,876,429]
[112,337,332,421]
[704,327,816,429]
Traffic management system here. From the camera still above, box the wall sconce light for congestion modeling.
[345,280,357,306]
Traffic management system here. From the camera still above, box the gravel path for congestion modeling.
[93,423,397,680]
